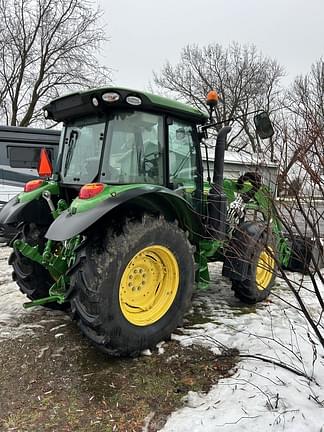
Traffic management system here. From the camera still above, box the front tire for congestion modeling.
[230,223,277,304]
[71,215,195,356]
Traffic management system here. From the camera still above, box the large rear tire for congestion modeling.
[70,215,195,356]
[9,223,67,310]
[230,223,277,304]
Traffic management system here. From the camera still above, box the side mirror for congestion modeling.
[254,111,274,139]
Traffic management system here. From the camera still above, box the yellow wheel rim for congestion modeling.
[256,248,275,291]
[119,245,179,326]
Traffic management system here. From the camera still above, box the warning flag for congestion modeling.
[37,148,53,178]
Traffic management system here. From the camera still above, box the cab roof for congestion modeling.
[43,87,208,124]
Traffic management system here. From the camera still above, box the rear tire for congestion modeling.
[70,215,194,356]
[9,223,67,310]
[231,224,277,304]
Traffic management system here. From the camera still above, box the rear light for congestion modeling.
[79,183,105,199]
[92,97,99,107]
[102,92,120,103]
[24,179,44,193]
[126,95,142,106]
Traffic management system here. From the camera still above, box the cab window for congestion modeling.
[101,111,163,184]
[168,120,198,198]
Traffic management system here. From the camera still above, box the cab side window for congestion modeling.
[168,120,197,191]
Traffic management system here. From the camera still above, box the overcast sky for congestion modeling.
[99,0,324,90]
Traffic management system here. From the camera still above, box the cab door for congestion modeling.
[167,118,203,211]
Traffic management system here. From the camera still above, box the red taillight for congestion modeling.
[24,179,44,193]
[79,183,105,199]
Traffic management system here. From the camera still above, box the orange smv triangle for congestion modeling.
[38,148,53,178]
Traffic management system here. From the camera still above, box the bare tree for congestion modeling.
[0,0,111,127]
[277,58,324,193]
[264,60,324,348]
[153,42,284,154]
[275,154,324,350]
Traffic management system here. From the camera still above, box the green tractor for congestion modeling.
[0,87,291,355]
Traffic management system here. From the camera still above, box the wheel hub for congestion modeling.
[119,245,179,326]
[256,248,275,291]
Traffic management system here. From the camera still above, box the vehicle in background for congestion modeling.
[0,125,60,205]
[0,126,60,240]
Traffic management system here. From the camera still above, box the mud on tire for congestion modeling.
[70,215,195,357]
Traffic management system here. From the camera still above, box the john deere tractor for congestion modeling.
[0,87,292,355]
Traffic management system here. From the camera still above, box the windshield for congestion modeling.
[59,111,164,185]
[101,111,163,184]
[61,117,105,184]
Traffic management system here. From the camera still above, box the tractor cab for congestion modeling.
[43,87,208,209]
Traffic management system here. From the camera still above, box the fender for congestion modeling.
[0,196,28,226]
[46,186,204,242]
[0,196,52,225]
[0,180,59,228]
[0,196,53,242]
[222,221,268,281]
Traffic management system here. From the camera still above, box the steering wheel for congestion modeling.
[144,151,160,179]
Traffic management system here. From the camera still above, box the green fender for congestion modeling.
[45,186,204,242]
[0,196,53,243]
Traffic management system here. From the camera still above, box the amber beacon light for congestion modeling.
[206,90,220,106]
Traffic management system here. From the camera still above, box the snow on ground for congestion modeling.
[0,245,67,340]
[0,245,30,336]
[0,244,323,431]
[162,265,324,432]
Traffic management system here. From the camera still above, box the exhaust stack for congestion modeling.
[207,126,231,239]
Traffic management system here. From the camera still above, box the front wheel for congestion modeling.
[71,215,195,356]
[230,223,277,304]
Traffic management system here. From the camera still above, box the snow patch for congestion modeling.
[162,263,324,432]
[0,246,66,340]
[1,246,323,431]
